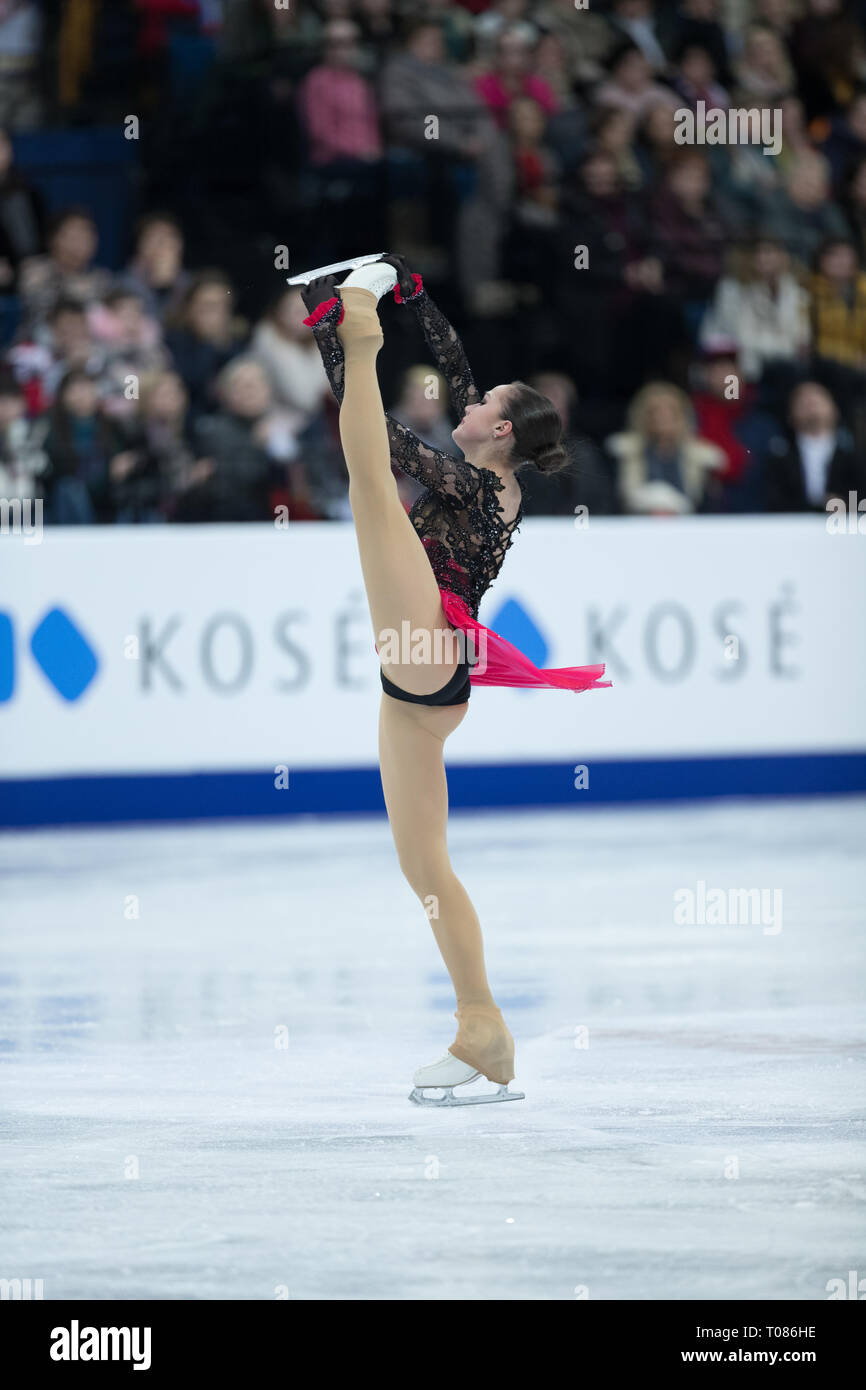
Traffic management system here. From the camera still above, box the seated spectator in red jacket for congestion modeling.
[765,380,863,510]
[690,339,782,509]
[297,20,382,165]
[475,25,559,131]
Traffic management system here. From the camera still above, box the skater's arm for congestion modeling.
[303,284,347,405]
[302,276,483,501]
[384,256,480,419]
[383,414,486,504]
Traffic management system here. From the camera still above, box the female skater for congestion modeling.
[300,255,609,1105]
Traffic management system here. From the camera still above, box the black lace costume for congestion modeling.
[308,284,523,618]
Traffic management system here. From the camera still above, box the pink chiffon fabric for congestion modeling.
[439,588,611,694]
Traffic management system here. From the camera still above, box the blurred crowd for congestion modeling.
[1,0,866,522]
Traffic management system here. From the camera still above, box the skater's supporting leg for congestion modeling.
[378,695,515,1085]
[336,286,459,698]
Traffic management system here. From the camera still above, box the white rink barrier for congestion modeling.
[2,517,864,823]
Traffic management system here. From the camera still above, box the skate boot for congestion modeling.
[287,252,386,287]
[409,1004,525,1106]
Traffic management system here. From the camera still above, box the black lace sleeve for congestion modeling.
[308,299,487,504]
[406,287,480,420]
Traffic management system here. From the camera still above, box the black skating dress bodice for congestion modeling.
[309,285,523,619]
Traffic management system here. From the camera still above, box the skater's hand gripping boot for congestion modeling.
[301,274,339,316]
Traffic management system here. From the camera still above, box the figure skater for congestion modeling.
[298,254,610,1105]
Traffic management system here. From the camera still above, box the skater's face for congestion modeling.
[452,385,514,455]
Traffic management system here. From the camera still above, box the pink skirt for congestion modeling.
[439,588,611,694]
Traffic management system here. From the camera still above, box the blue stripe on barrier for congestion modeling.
[1,753,865,827]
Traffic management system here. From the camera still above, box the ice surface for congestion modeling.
[1,798,864,1301]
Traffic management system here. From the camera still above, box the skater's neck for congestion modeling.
[465,446,516,481]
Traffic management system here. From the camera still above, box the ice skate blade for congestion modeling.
[409,1083,525,1107]
[287,253,385,286]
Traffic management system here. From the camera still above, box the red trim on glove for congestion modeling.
[303,296,344,328]
[393,272,424,304]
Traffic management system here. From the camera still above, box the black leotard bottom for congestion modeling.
[380,659,472,706]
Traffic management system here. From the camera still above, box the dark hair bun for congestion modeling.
[506,380,571,475]
[533,440,569,474]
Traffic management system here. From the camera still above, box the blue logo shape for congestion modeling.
[0,613,13,702]
[30,608,99,702]
[487,597,549,667]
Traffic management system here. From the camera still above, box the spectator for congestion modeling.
[667,0,731,87]
[533,0,619,87]
[390,364,456,456]
[636,100,681,184]
[184,357,313,523]
[43,370,131,524]
[699,236,810,382]
[423,0,476,65]
[760,158,850,268]
[765,379,863,510]
[90,288,170,419]
[354,0,398,71]
[593,108,642,190]
[522,370,617,515]
[118,212,190,323]
[842,155,866,260]
[475,26,560,131]
[596,43,677,122]
[381,20,489,158]
[0,364,46,503]
[816,89,866,190]
[0,0,42,129]
[606,0,669,72]
[132,370,209,521]
[771,96,821,183]
[607,381,725,514]
[7,298,107,411]
[0,122,43,291]
[672,41,730,112]
[251,288,330,414]
[474,0,538,63]
[790,0,866,120]
[731,23,795,103]
[508,95,560,222]
[651,152,729,316]
[809,237,866,370]
[690,341,780,509]
[297,20,382,166]
[18,207,113,337]
[164,271,246,420]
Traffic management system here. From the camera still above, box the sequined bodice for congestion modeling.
[311,289,522,617]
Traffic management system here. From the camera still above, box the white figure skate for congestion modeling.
[287,253,387,287]
[409,1053,525,1107]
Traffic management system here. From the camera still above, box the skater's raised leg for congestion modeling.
[336,279,459,698]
